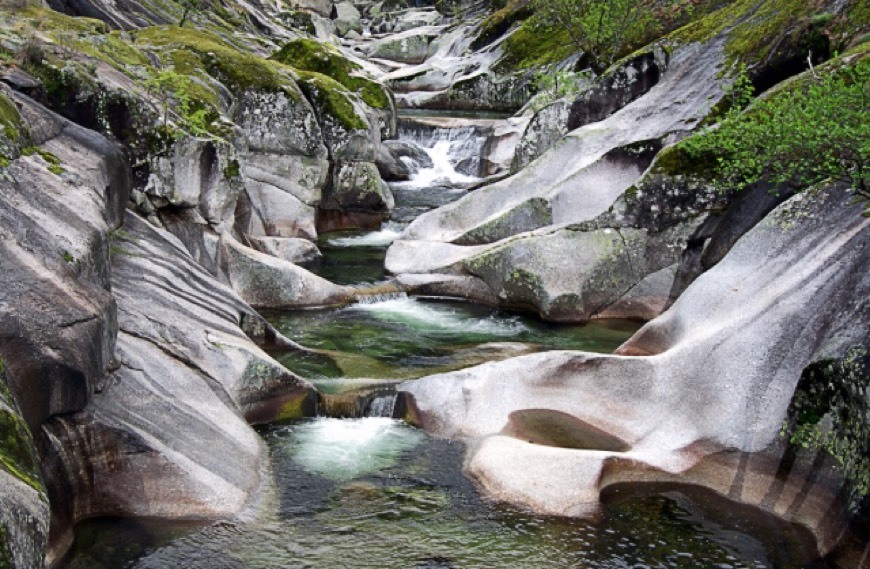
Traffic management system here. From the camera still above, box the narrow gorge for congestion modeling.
[0,0,867,567]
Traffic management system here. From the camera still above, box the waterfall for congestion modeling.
[366,392,398,418]
[355,291,409,304]
[318,388,401,419]
[395,117,492,186]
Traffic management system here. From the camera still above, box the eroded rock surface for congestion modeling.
[401,186,869,549]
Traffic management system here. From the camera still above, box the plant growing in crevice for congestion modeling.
[782,348,870,512]
[21,145,64,175]
[529,68,588,110]
[144,69,214,137]
[108,227,131,258]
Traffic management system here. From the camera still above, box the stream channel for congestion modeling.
[65,113,823,568]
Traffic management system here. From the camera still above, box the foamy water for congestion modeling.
[352,296,527,336]
[289,418,424,480]
[325,225,403,247]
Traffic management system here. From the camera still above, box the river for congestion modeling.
[62,113,823,569]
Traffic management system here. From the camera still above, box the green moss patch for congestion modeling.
[271,38,391,109]
[496,17,574,71]
[69,30,152,68]
[136,26,288,94]
[295,70,367,130]
[0,359,43,498]
[0,92,22,143]
[21,146,65,175]
[672,0,837,66]
[471,0,533,50]
[0,408,42,492]
[19,5,107,33]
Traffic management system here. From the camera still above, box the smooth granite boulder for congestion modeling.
[401,186,869,551]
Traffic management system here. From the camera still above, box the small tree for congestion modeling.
[145,69,212,137]
[530,68,588,110]
[531,0,683,73]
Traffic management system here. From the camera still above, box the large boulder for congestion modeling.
[333,1,362,36]
[289,0,334,17]
[0,91,128,434]
[42,213,319,562]
[368,28,440,64]
[235,88,330,240]
[385,38,731,321]
[401,185,869,550]
[327,160,395,212]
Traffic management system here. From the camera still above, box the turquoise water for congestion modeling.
[265,297,639,388]
[66,417,820,569]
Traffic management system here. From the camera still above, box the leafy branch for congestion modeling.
[144,69,213,138]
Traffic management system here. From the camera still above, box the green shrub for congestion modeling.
[678,56,869,208]
[783,348,869,511]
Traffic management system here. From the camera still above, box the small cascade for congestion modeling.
[323,221,404,247]
[366,391,399,418]
[355,291,409,304]
[396,116,492,185]
[318,387,403,419]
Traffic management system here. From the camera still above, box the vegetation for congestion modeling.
[295,71,368,130]
[496,0,723,72]
[0,91,22,143]
[135,26,286,94]
[783,348,869,511]
[0,360,44,495]
[530,0,685,73]
[679,54,869,209]
[21,146,64,175]
[270,39,391,110]
[144,69,215,137]
[529,69,587,109]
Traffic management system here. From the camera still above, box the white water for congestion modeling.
[367,393,398,418]
[325,223,404,247]
[403,140,480,188]
[352,296,527,336]
[393,125,486,189]
[290,418,424,480]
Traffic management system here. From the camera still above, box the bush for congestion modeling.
[680,56,870,209]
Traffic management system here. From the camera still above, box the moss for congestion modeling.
[68,30,151,68]
[295,70,367,130]
[496,16,574,71]
[20,5,107,33]
[271,39,391,110]
[0,92,21,143]
[136,26,288,94]
[223,159,240,179]
[672,0,832,66]
[0,358,43,496]
[0,409,42,493]
[652,141,718,178]
[471,0,533,51]
[275,390,315,421]
[21,146,64,174]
